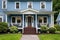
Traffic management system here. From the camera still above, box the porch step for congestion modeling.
[23,27,36,34]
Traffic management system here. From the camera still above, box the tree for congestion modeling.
[53,0,60,24]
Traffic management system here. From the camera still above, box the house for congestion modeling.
[56,12,60,25]
[0,0,55,34]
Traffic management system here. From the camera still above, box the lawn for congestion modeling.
[38,34,60,40]
[0,33,22,40]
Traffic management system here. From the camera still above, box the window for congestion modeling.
[44,17,47,23]
[2,1,7,9]
[27,2,33,8]
[40,1,46,9]
[12,16,21,23]
[12,17,15,23]
[17,17,21,23]
[38,17,48,24]
[15,2,20,9]
[39,18,42,23]
[0,16,3,22]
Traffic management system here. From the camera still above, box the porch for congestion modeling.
[7,14,51,28]
[5,9,54,33]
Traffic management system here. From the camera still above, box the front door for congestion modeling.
[28,16,32,27]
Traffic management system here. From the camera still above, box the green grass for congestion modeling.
[38,34,60,40]
[0,33,22,40]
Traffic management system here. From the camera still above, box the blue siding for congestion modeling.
[33,2,40,10]
[20,2,27,10]
[46,2,52,11]
[0,0,52,11]
[6,2,52,11]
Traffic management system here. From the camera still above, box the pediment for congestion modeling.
[21,8,39,14]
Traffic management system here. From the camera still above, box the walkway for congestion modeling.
[21,35,39,40]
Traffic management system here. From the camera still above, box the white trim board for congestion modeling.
[27,2,33,8]
[0,16,3,22]
[38,16,48,24]
[40,1,46,9]
[15,2,20,9]
[2,0,7,9]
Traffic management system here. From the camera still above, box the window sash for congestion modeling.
[27,2,33,8]
[15,2,20,9]
[2,1,7,9]
[40,1,46,9]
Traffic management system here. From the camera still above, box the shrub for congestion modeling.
[54,24,60,31]
[0,22,8,33]
[40,26,48,33]
[48,27,56,33]
[10,26,18,33]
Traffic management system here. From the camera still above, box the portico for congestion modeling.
[5,8,54,33]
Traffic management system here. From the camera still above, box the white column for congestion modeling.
[50,14,54,27]
[6,14,7,23]
[36,14,38,33]
[22,14,24,33]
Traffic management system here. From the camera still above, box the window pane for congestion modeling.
[17,17,21,23]
[39,19,42,23]
[41,2,45,9]
[16,3,19,9]
[3,1,6,8]
[0,18,2,22]
[44,17,47,23]
[12,17,15,23]
[28,2,32,8]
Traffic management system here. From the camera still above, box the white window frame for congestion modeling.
[51,1,52,11]
[38,16,48,24]
[40,1,46,9]
[0,16,3,22]
[2,0,7,9]
[27,2,33,8]
[11,16,22,24]
[15,2,20,9]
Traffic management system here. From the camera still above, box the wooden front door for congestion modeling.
[28,16,32,27]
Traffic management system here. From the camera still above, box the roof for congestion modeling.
[4,8,55,14]
[8,0,52,2]
[5,11,21,14]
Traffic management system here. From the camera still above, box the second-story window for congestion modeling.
[27,2,33,8]
[40,1,46,9]
[15,2,20,9]
[2,1,7,9]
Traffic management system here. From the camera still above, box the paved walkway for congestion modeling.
[21,35,39,40]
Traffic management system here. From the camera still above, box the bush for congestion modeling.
[0,22,8,33]
[48,27,56,33]
[54,24,60,31]
[10,26,18,33]
[40,26,48,33]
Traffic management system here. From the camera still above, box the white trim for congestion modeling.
[6,14,7,22]
[11,16,22,24]
[21,8,39,13]
[22,14,24,33]
[35,14,38,33]
[0,16,3,22]
[2,0,7,9]
[51,1,53,11]
[27,2,33,8]
[15,2,20,9]
[38,16,48,24]
[50,14,54,27]
[40,1,46,9]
